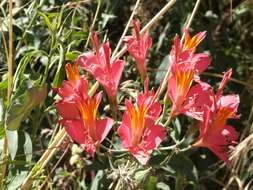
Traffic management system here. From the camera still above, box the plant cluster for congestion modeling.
[54,19,240,188]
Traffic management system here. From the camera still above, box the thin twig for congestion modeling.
[0,0,13,188]
[19,128,67,190]
[7,0,13,103]
[113,0,177,60]
[203,72,253,89]
[148,67,253,89]
[163,112,173,127]
[181,0,202,40]
[111,0,141,58]
[84,0,101,48]
[38,145,70,190]
[158,138,185,151]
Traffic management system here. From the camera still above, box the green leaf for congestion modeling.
[0,126,4,139]
[52,44,65,87]
[39,12,55,32]
[134,168,152,183]
[65,51,80,61]
[90,170,104,190]
[144,176,158,190]
[12,50,47,92]
[0,78,8,99]
[168,153,198,182]
[7,171,28,190]
[6,84,47,130]
[0,98,5,139]
[170,118,182,142]
[155,55,170,84]
[0,78,8,90]
[156,182,171,190]
[23,131,33,162]
[7,130,18,160]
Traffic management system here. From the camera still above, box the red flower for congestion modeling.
[126,19,152,80]
[55,63,114,156]
[183,29,206,52]
[177,81,214,121]
[117,81,166,164]
[193,69,239,163]
[77,32,124,104]
[167,29,211,119]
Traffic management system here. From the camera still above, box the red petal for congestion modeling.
[216,69,232,98]
[96,117,114,143]
[218,94,240,119]
[55,101,80,119]
[60,119,86,145]
[193,53,211,73]
[117,112,132,148]
[75,78,89,100]
[167,76,177,104]
[130,124,166,165]
[57,81,75,98]
[141,124,167,151]
[182,81,214,121]
[205,125,238,164]
[110,59,124,91]
[77,52,99,72]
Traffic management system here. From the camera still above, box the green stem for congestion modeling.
[164,113,173,128]
[109,95,119,122]
[159,95,169,123]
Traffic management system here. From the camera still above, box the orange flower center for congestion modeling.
[212,107,234,130]
[183,34,203,52]
[65,63,80,83]
[128,103,149,146]
[79,99,100,140]
[175,69,195,105]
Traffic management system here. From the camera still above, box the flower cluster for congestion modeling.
[77,32,124,105]
[55,20,239,165]
[167,30,239,163]
[118,80,166,164]
[55,63,114,156]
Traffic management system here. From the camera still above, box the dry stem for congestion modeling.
[0,0,13,188]
[111,0,141,58]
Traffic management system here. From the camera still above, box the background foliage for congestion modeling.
[0,0,253,189]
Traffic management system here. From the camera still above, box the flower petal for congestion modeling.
[181,81,214,121]
[193,53,211,73]
[130,124,166,165]
[218,94,240,119]
[216,69,232,98]
[206,125,238,163]
[57,81,76,98]
[167,75,177,105]
[110,59,125,89]
[117,112,132,148]
[55,101,80,119]
[96,117,114,143]
[60,119,86,145]
[183,29,206,51]
[77,52,99,72]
